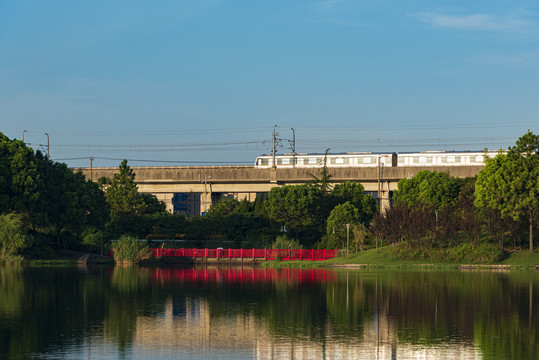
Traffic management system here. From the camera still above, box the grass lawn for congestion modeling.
[24,250,113,266]
[499,250,539,266]
[262,246,539,269]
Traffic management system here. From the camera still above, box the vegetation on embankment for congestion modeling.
[262,246,539,269]
[2,130,539,265]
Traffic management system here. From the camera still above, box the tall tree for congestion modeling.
[99,160,146,216]
[475,130,539,252]
[43,163,108,250]
[0,133,40,217]
[326,202,360,250]
[394,170,461,211]
[330,181,377,225]
[264,184,323,241]
[141,194,166,214]
[310,148,332,193]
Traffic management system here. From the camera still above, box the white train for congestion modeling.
[254,150,502,169]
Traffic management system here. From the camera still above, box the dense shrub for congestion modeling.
[111,235,149,264]
[390,241,505,264]
[445,243,505,264]
[315,234,340,250]
[0,213,32,262]
[272,234,302,249]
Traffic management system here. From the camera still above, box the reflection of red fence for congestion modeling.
[149,248,338,261]
[151,267,337,284]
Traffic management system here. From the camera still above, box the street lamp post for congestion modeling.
[345,223,350,256]
[22,130,27,143]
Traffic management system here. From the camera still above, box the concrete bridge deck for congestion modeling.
[75,165,482,215]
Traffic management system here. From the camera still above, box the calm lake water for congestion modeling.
[0,265,537,360]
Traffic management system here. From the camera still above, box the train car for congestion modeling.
[396,150,500,167]
[254,150,502,169]
[255,152,392,168]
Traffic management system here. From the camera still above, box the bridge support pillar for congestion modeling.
[201,189,212,215]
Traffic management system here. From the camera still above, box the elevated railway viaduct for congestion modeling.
[76,165,483,215]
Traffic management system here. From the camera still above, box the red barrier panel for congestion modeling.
[150,248,338,261]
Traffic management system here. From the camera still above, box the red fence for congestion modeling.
[149,248,338,261]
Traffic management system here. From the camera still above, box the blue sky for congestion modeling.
[1,0,538,167]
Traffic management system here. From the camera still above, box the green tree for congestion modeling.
[475,130,539,252]
[206,197,239,218]
[394,170,461,211]
[264,184,323,241]
[331,181,377,225]
[0,132,110,253]
[141,193,166,214]
[326,202,360,250]
[0,133,40,217]
[0,213,32,261]
[310,148,332,193]
[99,160,146,216]
[43,163,108,250]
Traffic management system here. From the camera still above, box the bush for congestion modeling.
[389,242,432,261]
[272,234,302,249]
[446,243,505,264]
[389,241,505,264]
[111,235,150,264]
[315,234,340,250]
[0,213,32,262]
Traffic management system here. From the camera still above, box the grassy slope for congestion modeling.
[262,246,539,269]
[499,250,539,266]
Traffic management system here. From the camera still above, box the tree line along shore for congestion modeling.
[1,131,538,266]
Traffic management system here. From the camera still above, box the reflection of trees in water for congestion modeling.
[0,267,537,359]
[0,266,112,359]
[367,271,538,359]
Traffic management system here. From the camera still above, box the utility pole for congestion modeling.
[22,130,27,144]
[291,128,296,167]
[90,157,95,181]
[45,132,49,159]
[272,125,277,168]
[291,128,295,155]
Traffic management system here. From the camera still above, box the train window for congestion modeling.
[441,156,461,163]
[308,157,317,164]
[258,158,269,166]
[398,157,405,165]
[413,156,432,164]
[330,157,348,164]
[474,155,484,162]
[362,157,372,164]
[281,158,290,165]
